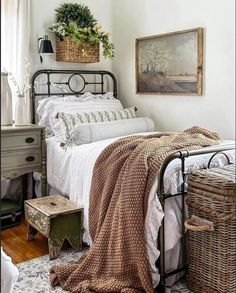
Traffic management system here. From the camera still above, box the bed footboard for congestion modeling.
[156,143,235,292]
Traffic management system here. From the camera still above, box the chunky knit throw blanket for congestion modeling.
[50,126,221,293]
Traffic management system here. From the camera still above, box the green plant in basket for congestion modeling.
[55,3,96,28]
[49,2,114,59]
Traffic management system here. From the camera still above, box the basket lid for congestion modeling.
[188,164,236,199]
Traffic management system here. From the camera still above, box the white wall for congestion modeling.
[30,0,235,139]
[111,0,235,139]
[30,0,113,72]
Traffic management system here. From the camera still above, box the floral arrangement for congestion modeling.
[49,3,114,59]
[7,58,32,96]
[7,58,68,96]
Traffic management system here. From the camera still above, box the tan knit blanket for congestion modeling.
[50,126,221,292]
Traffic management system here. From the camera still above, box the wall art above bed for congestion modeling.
[136,27,203,95]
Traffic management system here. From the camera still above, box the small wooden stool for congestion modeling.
[25,195,83,260]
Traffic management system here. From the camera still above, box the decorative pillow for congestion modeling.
[58,107,136,146]
[73,117,155,145]
[37,92,123,136]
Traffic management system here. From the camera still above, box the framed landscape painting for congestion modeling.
[136,28,203,95]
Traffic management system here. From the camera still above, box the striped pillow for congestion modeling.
[57,107,136,146]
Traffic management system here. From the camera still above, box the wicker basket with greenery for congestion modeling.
[49,3,114,63]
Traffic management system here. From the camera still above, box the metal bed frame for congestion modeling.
[156,145,235,292]
[31,69,117,123]
[31,69,235,292]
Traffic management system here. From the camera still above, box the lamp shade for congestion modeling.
[39,35,54,54]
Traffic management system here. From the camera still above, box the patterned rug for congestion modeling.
[13,249,191,293]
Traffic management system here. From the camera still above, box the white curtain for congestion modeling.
[1,0,31,120]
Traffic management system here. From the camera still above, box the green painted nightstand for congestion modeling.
[25,195,83,260]
[1,124,47,196]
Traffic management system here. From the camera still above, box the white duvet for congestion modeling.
[46,134,235,287]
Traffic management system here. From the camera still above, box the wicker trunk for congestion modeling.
[56,37,100,63]
[185,164,236,293]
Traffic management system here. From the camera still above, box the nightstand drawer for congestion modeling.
[1,149,41,170]
[1,132,41,151]
[1,125,46,195]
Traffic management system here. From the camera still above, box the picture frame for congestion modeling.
[135,28,203,95]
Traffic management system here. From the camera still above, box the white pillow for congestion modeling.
[37,92,123,136]
[37,92,116,119]
[37,95,82,120]
[73,117,155,145]
[58,107,137,146]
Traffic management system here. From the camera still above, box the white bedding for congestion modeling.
[46,134,235,287]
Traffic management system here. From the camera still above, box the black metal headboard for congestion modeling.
[31,69,118,123]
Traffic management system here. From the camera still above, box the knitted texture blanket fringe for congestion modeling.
[50,126,221,292]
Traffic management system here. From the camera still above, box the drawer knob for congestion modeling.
[25,137,34,143]
[26,156,35,162]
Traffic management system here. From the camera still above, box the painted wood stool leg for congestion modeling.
[48,212,83,259]
[67,235,82,252]
[48,237,64,260]
[27,224,38,241]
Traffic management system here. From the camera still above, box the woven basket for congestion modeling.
[185,164,236,293]
[56,37,100,63]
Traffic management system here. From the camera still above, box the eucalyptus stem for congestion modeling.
[8,58,33,96]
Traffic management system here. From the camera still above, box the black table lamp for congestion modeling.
[38,35,54,63]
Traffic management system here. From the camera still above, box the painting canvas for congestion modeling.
[136,28,203,95]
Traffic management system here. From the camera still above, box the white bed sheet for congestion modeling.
[46,135,235,287]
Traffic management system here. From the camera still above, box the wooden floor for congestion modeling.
[1,220,49,264]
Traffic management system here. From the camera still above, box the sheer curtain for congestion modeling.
[1,0,32,202]
[1,0,31,119]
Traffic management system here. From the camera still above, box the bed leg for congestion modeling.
[155,281,165,293]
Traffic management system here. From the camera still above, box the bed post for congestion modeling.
[41,128,47,196]
[156,153,181,292]
[180,155,187,271]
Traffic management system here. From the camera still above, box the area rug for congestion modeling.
[13,249,191,293]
